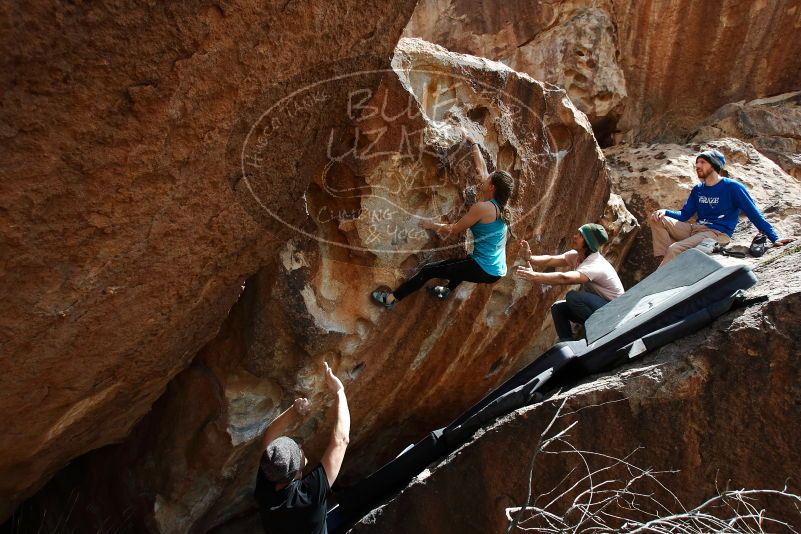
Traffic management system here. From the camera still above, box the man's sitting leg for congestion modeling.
[649,213,693,259]
[661,227,729,266]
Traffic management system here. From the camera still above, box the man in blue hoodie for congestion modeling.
[649,149,794,267]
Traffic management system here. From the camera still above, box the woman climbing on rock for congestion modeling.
[371,136,513,309]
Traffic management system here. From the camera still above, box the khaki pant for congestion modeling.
[650,215,731,267]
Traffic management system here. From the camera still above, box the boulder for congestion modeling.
[692,91,801,180]
[0,0,418,520]
[599,193,640,272]
[404,2,627,142]
[404,0,801,142]
[610,1,801,140]
[605,138,801,286]
[8,38,616,532]
[350,246,801,533]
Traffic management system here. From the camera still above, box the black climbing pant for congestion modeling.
[550,290,609,340]
[393,256,501,301]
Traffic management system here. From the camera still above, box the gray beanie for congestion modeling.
[696,150,726,173]
[261,437,303,482]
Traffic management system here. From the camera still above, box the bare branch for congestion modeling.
[505,404,801,534]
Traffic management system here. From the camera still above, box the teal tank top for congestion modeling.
[469,199,508,277]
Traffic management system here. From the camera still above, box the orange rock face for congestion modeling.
[693,91,801,179]
[613,0,801,139]
[0,0,417,520]
[404,0,801,142]
[404,2,628,141]
[5,1,800,531]
[246,36,611,480]
[9,38,615,531]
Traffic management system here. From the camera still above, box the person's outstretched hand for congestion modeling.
[293,397,311,416]
[774,237,796,247]
[519,239,532,260]
[324,361,344,394]
[515,265,537,280]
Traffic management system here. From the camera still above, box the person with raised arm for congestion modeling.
[515,224,624,342]
[371,135,513,308]
[254,362,350,534]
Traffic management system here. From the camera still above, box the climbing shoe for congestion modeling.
[749,233,768,257]
[371,288,396,309]
[427,286,451,300]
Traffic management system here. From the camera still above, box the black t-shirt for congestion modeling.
[254,463,330,534]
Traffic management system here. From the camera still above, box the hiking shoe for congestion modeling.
[371,288,395,309]
[427,286,451,300]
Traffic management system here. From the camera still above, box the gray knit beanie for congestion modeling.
[261,437,303,482]
[696,150,726,173]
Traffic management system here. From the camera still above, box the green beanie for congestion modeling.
[579,223,608,253]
